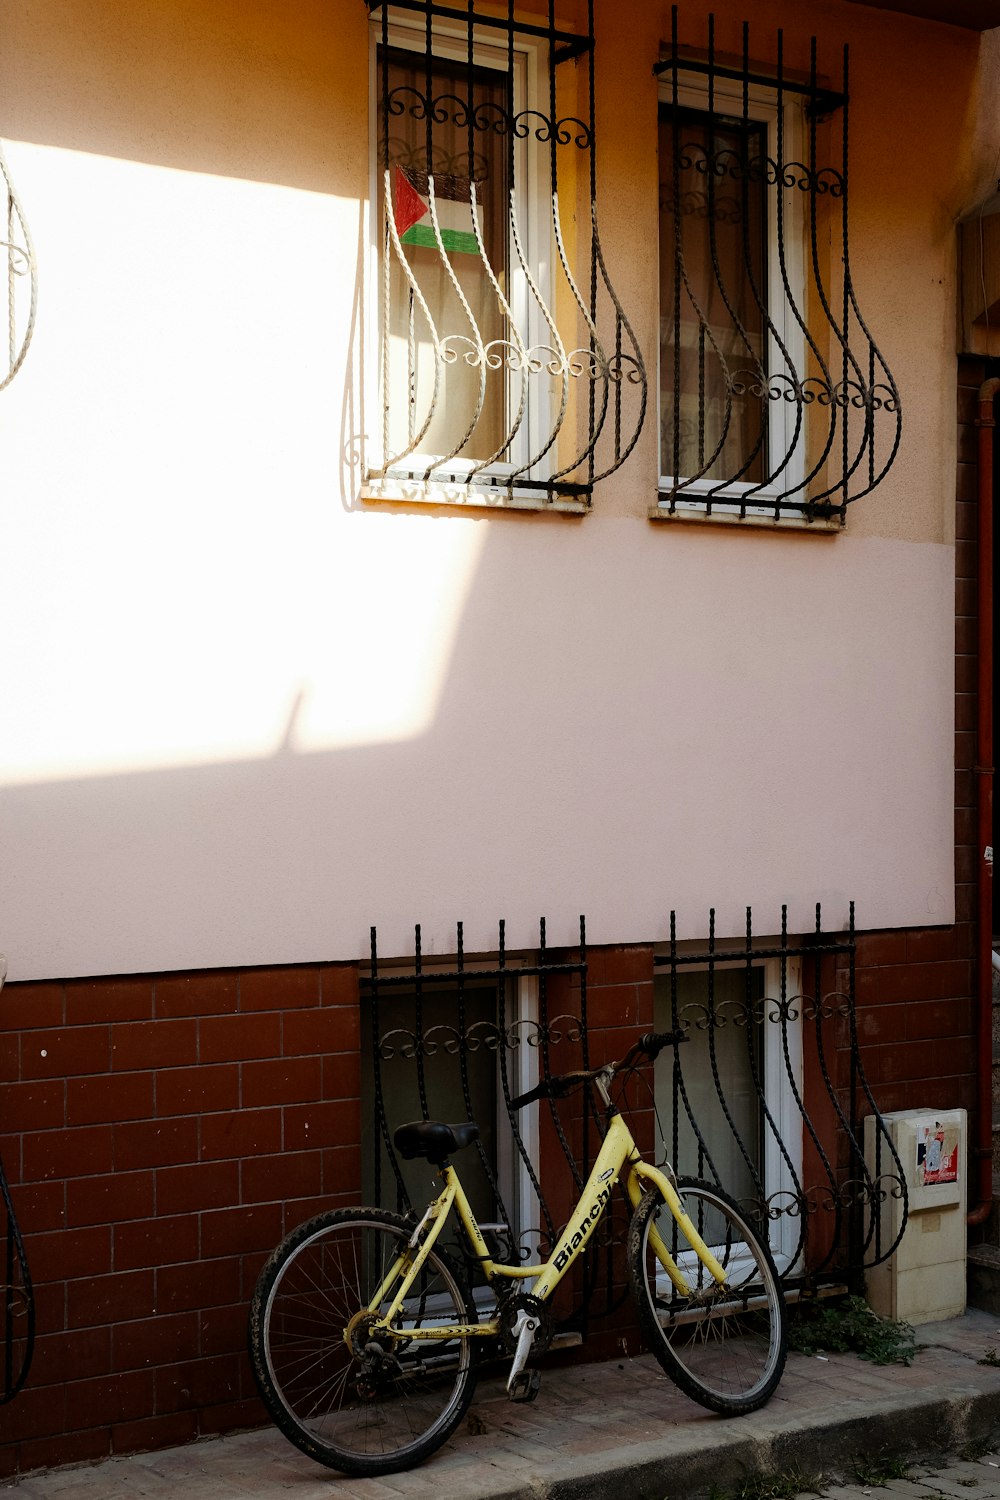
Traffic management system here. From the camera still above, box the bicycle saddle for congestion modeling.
[392,1120,480,1165]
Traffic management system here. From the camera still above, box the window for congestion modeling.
[653,957,803,1275]
[361,967,543,1270]
[364,1,645,511]
[654,11,901,526]
[658,99,794,508]
[378,45,512,470]
[0,142,36,398]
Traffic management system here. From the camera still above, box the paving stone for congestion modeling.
[8,1310,1000,1500]
[927,1475,994,1495]
[817,1488,898,1499]
[878,1481,952,1496]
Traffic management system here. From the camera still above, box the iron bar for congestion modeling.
[654,57,846,117]
[0,956,35,1405]
[366,0,591,57]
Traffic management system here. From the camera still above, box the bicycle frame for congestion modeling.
[367,1110,729,1343]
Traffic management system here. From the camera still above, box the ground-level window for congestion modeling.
[653,958,802,1274]
[361,974,542,1262]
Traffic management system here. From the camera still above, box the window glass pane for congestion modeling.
[653,968,763,1211]
[659,107,767,484]
[361,983,504,1227]
[379,47,509,462]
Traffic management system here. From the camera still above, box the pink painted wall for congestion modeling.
[0,0,975,978]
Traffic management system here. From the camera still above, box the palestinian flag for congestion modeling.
[393,165,481,257]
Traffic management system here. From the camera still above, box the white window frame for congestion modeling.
[655,72,809,523]
[364,8,565,510]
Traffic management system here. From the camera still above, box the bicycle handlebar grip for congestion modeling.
[510,1080,548,1111]
[639,1029,687,1058]
[510,1071,591,1110]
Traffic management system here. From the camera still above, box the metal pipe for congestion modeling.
[967,376,998,1227]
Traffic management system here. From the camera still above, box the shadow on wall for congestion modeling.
[0,0,371,197]
[0,493,935,980]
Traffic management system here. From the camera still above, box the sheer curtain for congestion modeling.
[659,108,767,487]
[380,47,509,463]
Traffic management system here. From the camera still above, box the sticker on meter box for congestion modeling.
[915,1120,959,1185]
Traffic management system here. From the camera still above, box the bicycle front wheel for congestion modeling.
[627,1178,786,1414]
[249,1207,477,1476]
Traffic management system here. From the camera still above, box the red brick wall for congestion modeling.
[0,916,978,1476]
[0,948,662,1473]
[0,964,361,1476]
[850,930,975,1120]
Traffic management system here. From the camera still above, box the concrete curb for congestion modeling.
[475,1378,1000,1500]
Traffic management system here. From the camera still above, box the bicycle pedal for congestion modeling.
[507,1369,541,1403]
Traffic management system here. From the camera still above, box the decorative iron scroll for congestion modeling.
[0,142,37,399]
[655,9,901,522]
[0,958,35,1405]
[365,0,646,508]
[365,904,906,1335]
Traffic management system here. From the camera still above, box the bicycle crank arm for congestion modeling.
[505,1309,542,1403]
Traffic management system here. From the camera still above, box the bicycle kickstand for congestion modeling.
[505,1309,542,1404]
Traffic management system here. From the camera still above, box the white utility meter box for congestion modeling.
[864,1108,966,1325]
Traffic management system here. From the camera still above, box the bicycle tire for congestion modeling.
[627,1177,786,1414]
[248,1207,478,1476]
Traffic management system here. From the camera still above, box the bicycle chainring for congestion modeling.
[498,1292,554,1357]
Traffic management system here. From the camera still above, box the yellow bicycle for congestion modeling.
[248,1031,786,1477]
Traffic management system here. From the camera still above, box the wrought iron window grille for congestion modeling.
[365,905,906,1340]
[0,1166,32,1407]
[0,959,34,1407]
[364,0,647,511]
[654,8,901,526]
[366,918,592,1278]
[0,141,36,400]
[654,903,906,1290]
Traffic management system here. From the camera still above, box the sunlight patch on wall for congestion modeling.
[0,143,486,785]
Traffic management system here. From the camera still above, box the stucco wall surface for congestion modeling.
[0,0,972,978]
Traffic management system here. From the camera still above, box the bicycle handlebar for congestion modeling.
[509,1030,686,1111]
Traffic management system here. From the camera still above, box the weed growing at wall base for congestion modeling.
[702,1464,825,1499]
[850,1453,911,1486]
[787,1294,918,1366]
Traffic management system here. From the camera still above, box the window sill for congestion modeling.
[362,475,590,515]
[648,502,842,534]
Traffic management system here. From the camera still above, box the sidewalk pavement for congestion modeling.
[5,1308,1000,1500]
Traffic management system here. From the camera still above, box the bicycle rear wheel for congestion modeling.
[627,1178,786,1414]
[249,1207,477,1476]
